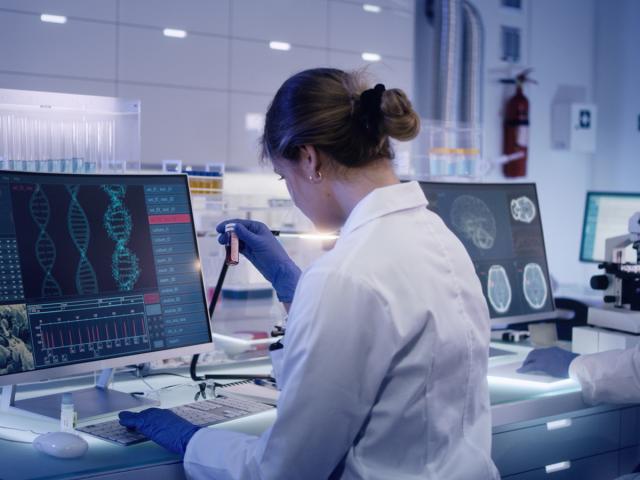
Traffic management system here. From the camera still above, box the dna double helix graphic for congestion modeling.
[102,185,140,291]
[67,185,98,294]
[29,185,62,297]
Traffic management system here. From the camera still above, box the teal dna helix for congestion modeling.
[29,185,62,297]
[102,185,140,291]
[67,185,98,294]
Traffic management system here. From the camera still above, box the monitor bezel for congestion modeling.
[417,181,557,326]
[579,190,640,264]
[0,170,214,387]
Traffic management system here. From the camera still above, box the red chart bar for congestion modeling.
[144,293,160,304]
[148,214,191,225]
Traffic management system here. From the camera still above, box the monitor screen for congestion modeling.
[418,182,555,322]
[0,171,211,381]
[580,192,640,263]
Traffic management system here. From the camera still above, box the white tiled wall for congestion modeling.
[119,0,230,35]
[0,0,415,169]
[0,10,117,79]
[118,26,230,89]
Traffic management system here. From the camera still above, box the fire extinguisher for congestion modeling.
[502,69,536,178]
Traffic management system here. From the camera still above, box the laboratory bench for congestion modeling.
[0,345,638,480]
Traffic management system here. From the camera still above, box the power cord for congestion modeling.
[0,425,48,444]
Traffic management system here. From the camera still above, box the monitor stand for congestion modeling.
[0,369,159,423]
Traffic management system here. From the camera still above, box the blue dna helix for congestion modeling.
[67,185,98,294]
[29,185,62,297]
[102,185,140,291]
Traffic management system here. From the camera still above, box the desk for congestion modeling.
[0,347,638,480]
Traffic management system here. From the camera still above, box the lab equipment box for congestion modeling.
[551,102,597,153]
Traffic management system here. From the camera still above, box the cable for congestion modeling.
[0,425,48,445]
[0,436,33,444]
[0,425,46,436]
[141,372,191,379]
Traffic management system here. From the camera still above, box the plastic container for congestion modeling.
[185,170,224,195]
[0,88,140,174]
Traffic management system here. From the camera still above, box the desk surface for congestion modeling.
[0,343,590,480]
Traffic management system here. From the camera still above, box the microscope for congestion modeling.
[573,213,640,353]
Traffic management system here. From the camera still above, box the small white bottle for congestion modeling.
[60,393,77,432]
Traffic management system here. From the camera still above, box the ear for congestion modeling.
[297,145,323,182]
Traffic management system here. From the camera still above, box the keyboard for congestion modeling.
[77,395,274,446]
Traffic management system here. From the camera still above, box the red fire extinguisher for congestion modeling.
[502,69,536,178]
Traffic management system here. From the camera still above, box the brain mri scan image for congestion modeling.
[523,263,548,309]
[487,265,512,314]
[510,196,537,223]
[450,195,497,250]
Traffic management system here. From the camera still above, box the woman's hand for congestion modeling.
[217,219,301,303]
[119,408,200,455]
[517,347,579,378]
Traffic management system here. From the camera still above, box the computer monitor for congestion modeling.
[418,182,555,325]
[0,171,212,419]
[580,191,640,263]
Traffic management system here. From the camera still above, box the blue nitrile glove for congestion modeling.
[217,219,301,303]
[517,347,579,378]
[118,408,200,455]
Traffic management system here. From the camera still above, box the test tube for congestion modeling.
[225,223,240,266]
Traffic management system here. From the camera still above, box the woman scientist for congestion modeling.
[120,68,499,480]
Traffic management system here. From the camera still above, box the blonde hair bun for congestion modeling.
[380,88,420,141]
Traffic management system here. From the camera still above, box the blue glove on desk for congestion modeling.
[118,408,200,455]
[217,219,301,303]
[517,347,579,378]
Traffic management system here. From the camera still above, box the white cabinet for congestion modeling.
[230,39,328,95]
[232,0,328,48]
[0,11,116,79]
[118,25,229,90]
[229,92,273,169]
[118,0,230,36]
[328,1,414,59]
[0,73,116,97]
[119,83,228,167]
[0,0,116,21]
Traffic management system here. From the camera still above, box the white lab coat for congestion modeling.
[570,344,640,405]
[184,181,499,480]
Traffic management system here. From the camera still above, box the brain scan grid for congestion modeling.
[420,182,554,319]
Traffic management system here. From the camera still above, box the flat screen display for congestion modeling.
[580,191,640,263]
[0,171,211,377]
[419,182,555,321]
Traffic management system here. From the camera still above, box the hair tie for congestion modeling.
[359,83,386,138]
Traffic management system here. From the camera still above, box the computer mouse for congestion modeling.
[33,432,89,459]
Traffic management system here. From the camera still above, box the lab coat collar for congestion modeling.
[339,181,428,239]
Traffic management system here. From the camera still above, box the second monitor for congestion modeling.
[418,182,555,324]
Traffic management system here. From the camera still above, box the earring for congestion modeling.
[309,171,322,183]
